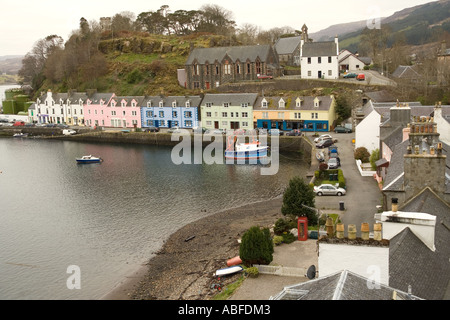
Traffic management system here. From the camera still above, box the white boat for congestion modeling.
[225,136,268,160]
[13,133,28,138]
[76,155,102,164]
[214,265,244,277]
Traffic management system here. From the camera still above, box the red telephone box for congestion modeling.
[298,217,308,241]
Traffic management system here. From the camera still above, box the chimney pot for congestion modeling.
[361,223,370,240]
[373,223,382,241]
[392,198,398,212]
[348,224,356,240]
[336,223,344,239]
[326,217,334,237]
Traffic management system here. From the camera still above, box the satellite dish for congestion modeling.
[306,265,316,279]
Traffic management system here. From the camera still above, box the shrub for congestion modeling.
[282,177,317,224]
[354,147,370,163]
[370,148,380,170]
[245,267,259,278]
[239,226,273,266]
[274,218,297,235]
[273,235,283,246]
[282,232,296,244]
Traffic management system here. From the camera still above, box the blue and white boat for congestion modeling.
[76,155,102,164]
[225,137,268,161]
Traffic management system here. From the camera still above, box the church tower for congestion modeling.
[301,24,309,42]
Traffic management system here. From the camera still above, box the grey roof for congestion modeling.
[88,93,115,104]
[383,126,404,150]
[382,140,409,192]
[200,93,258,107]
[391,65,421,79]
[186,45,274,65]
[113,96,145,106]
[275,36,302,55]
[141,95,202,107]
[389,188,450,300]
[364,91,396,102]
[358,57,372,65]
[271,270,422,300]
[67,92,88,104]
[301,41,338,57]
[254,95,334,111]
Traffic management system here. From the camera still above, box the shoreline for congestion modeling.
[101,195,286,300]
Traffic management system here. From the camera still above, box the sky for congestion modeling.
[0,0,438,57]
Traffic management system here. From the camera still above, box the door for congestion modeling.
[318,71,322,79]
[206,82,210,89]
[214,121,219,129]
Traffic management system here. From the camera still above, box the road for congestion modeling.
[307,131,382,236]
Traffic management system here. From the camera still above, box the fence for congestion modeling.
[254,264,307,277]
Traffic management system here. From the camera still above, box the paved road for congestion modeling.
[307,131,382,235]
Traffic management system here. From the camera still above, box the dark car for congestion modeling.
[316,139,334,149]
[334,126,352,133]
[144,126,159,132]
[343,72,357,78]
[268,129,284,136]
[286,129,301,136]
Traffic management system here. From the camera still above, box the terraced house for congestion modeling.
[184,45,281,90]
[254,95,337,132]
[200,93,258,130]
[140,95,200,129]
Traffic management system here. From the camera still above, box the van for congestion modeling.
[62,129,76,135]
[356,73,365,81]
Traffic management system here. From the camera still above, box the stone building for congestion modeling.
[184,44,281,90]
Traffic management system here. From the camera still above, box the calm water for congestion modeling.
[0,138,308,300]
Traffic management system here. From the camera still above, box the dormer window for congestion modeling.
[147,101,152,108]
[185,101,190,108]
[278,99,285,108]
[314,98,321,108]
[111,101,116,107]
[261,99,268,108]
[223,103,229,108]
[131,101,136,107]
[241,103,248,108]
[172,101,177,108]
[296,98,302,108]
[159,101,164,108]
[121,101,126,107]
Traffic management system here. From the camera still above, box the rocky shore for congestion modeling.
[102,196,285,300]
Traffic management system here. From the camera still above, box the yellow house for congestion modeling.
[254,95,337,132]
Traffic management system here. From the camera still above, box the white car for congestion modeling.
[314,134,333,143]
[314,184,346,196]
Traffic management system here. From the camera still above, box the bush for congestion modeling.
[282,232,296,244]
[370,148,380,170]
[245,267,259,278]
[273,235,284,246]
[274,217,297,235]
[354,147,370,163]
[239,226,273,266]
[282,177,317,224]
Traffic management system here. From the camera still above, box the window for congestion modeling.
[206,103,212,108]
[172,101,177,108]
[311,113,315,119]
[294,112,301,119]
[256,61,261,74]
[112,110,116,116]
[222,121,227,126]
[185,101,190,108]
[193,64,199,75]
[223,103,229,108]
[205,64,209,75]
[132,102,136,107]
[146,120,154,126]
[241,103,248,108]
[194,82,200,89]
[328,56,332,63]
[307,57,311,64]
[121,101,126,107]
[146,110,153,117]
[173,111,178,118]
[206,112,212,117]
[262,112,268,119]
[123,111,126,116]
[215,65,219,74]
[328,70,332,76]
[159,101,164,108]
[242,112,248,117]
[184,111,192,118]
[279,100,285,108]
[172,121,179,127]
[278,112,284,119]
[230,112,234,118]
[206,121,212,126]
[247,63,251,74]
[236,64,240,74]
[132,111,137,116]
[222,112,228,117]
[318,57,322,64]
[308,71,312,76]
[224,62,231,75]
[74,110,77,115]
[185,120,193,127]
[242,122,248,127]
[159,111,164,117]
[262,100,268,108]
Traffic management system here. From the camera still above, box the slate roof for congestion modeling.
[271,270,422,300]
[382,140,409,192]
[141,95,202,107]
[364,91,396,102]
[391,65,421,79]
[254,95,334,111]
[275,36,302,55]
[88,93,115,104]
[112,96,145,106]
[389,188,450,300]
[301,41,338,57]
[186,45,274,65]
[200,93,258,107]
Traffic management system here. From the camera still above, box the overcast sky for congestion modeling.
[0,0,437,56]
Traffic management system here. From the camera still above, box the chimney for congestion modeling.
[326,217,334,237]
[348,224,356,240]
[373,223,382,241]
[336,223,344,239]
[391,198,398,212]
[361,223,370,240]
[402,124,410,142]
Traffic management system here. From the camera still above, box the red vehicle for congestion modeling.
[356,73,365,81]
[257,75,273,80]
[12,121,25,126]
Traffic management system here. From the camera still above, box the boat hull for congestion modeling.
[214,265,244,277]
[225,148,268,160]
[76,159,101,163]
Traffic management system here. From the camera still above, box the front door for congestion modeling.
[214,121,219,129]
[318,71,322,79]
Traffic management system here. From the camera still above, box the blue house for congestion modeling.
[141,96,201,129]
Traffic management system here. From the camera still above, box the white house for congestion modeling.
[355,100,381,153]
[338,49,372,72]
[34,90,87,125]
[433,102,450,145]
[300,37,339,80]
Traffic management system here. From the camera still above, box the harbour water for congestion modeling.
[0,138,309,299]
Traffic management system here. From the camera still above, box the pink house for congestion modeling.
[84,93,144,129]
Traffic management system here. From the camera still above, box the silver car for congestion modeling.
[314,184,346,196]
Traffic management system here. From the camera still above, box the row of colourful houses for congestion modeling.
[28,90,337,132]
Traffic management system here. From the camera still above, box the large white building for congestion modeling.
[300,37,339,80]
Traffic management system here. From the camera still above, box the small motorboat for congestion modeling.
[225,136,268,161]
[13,133,28,138]
[76,155,102,164]
[214,265,244,277]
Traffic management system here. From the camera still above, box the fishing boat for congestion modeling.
[214,265,244,277]
[225,136,268,161]
[76,155,102,164]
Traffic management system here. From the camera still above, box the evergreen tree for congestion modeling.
[239,226,273,266]
[281,176,317,225]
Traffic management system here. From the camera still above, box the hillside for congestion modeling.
[0,55,23,75]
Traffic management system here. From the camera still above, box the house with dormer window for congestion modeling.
[141,95,201,129]
[84,93,116,128]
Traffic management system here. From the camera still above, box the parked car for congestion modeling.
[193,127,207,134]
[286,129,301,136]
[62,129,77,135]
[343,72,357,79]
[314,134,333,143]
[327,157,340,169]
[314,184,346,196]
[268,129,283,136]
[356,73,365,81]
[334,126,352,133]
[168,126,181,133]
[144,126,160,132]
[13,121,25,126]
[57,124,69,128]
[316,139,334,149]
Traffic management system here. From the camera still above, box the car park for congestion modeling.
[334,126,352,133]
[314,184,346,196]
[343,72,357,78]
[316,139,334,149]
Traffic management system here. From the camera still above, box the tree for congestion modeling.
[239,226,273,266]
[281,176,317,225]
[354,147,370,163]
[335,95,352,121]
